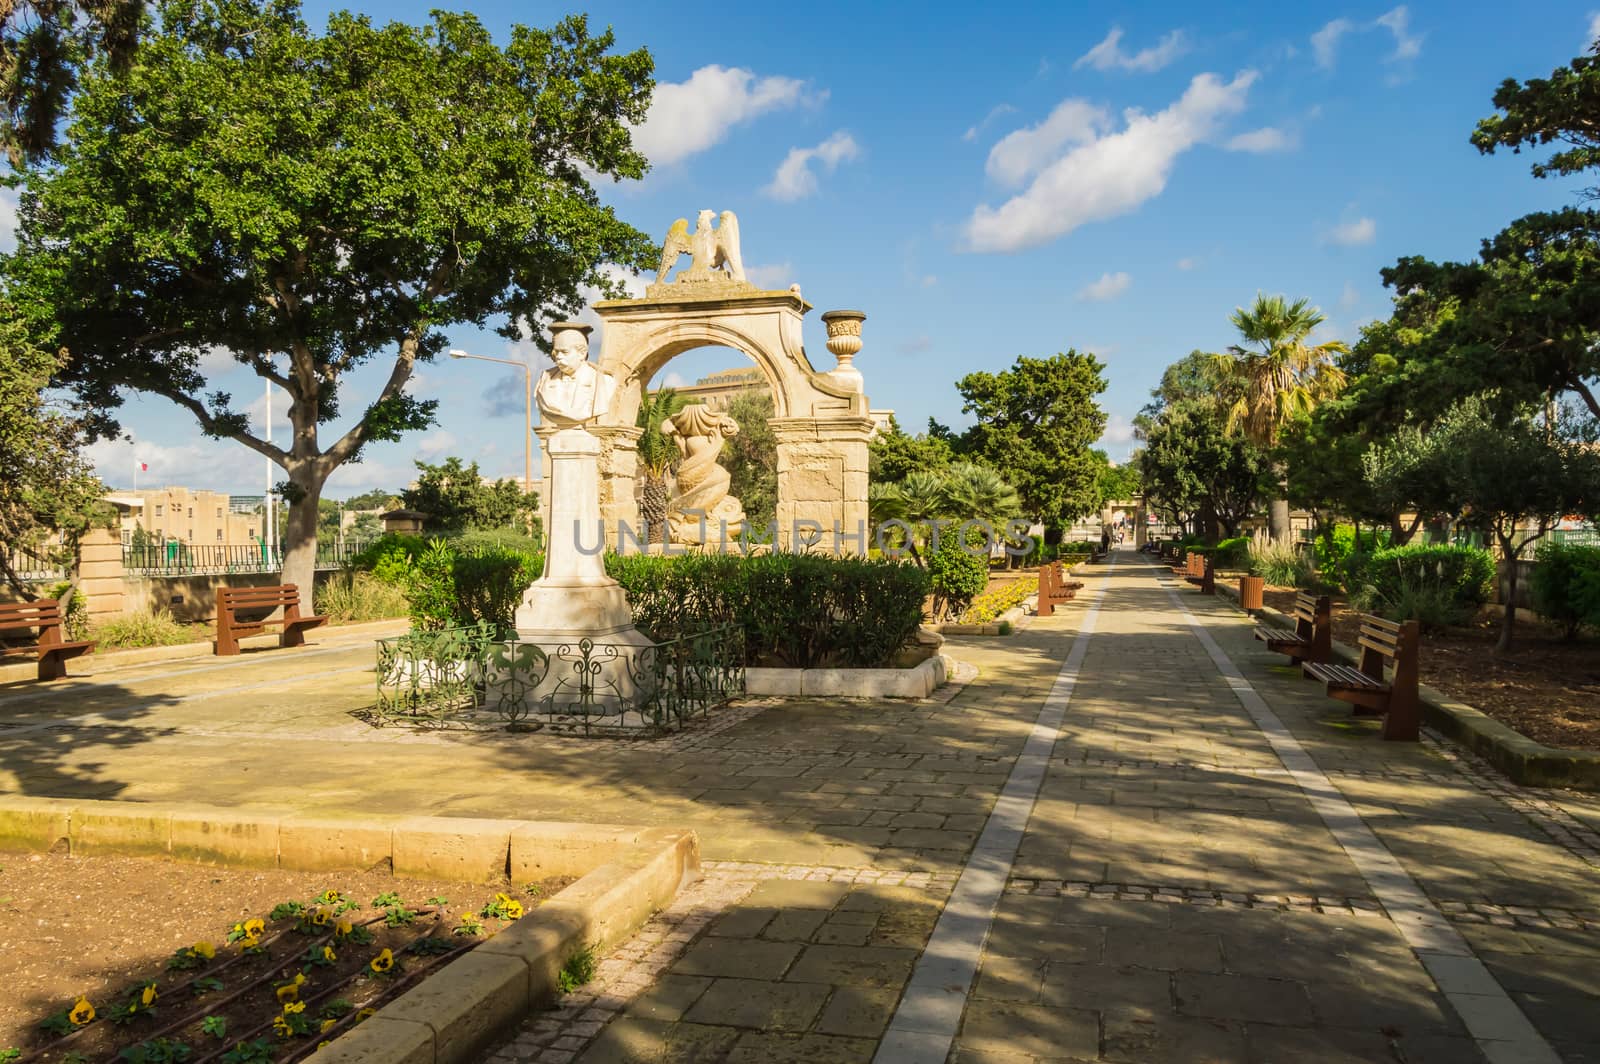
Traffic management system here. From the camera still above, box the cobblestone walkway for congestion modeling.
[486,556,1599,1063]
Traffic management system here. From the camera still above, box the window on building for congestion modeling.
[187,507,193,518]
[216,507,223,519]
[155,504,163,517]
[217,529,224,541]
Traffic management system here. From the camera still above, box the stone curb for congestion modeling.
[1213,580,1600,790]
[0,617,407,683]
[0,797,699,1064]
[744,652,949,698]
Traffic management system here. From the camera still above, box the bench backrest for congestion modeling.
[219,584,302,617]
[0,598,65,629]
[1356,614,1419,685]
[1292,593,1330,631]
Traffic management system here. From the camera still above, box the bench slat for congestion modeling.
[1305,662,1387,691]
[1255,626,1306,644]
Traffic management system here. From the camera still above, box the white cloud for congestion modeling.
[764,131,860,201]
[1076,271,1132,302]
[1176,256,1200,271]
[1226,126,1296,153]
[1376,6,1422,62]
[661,371,689,389]
[896,335,933,354]
[745,261,795,289]
[414,429,457,461]
[965,71,1257,254]
[1075,27,1189,73]
[1590,12,1600,48]
[1339,280,1361,311]
[1311,18,1354,69]
[963,103,1017,143]
[242,384,293,437]
[633,65,819,168]
[1325,216,1376,246]
[1313,8,1422,72]
[1098,413,1136,446]
[985,99,1107,187]
[919,274,938,288]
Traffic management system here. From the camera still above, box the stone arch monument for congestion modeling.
[539,210,874,551]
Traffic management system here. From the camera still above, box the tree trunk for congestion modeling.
[1495,539,1517,655]
[1269,463,1290,543]
[280,468,323,598]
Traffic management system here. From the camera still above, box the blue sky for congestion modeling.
[53,1,1600,497]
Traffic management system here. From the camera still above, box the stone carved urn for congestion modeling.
[821,309,866,393]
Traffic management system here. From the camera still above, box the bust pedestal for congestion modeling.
[497,426,656,717]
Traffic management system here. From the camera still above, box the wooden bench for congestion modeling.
[1172,552,1214,594]
[0,598,96,680]
[1036,560,1085,618]
[215,584,328,656]
[1303,615,1421,741]
[1254,593,1331,665]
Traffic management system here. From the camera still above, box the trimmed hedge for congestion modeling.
[1346,544,1495,623]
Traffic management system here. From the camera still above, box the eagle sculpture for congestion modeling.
[654,210,746,285]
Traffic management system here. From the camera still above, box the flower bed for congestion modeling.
[1,861,568,1063]
[957,577,1032,625]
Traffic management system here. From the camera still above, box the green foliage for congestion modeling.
[117,1039,192,1064]
[1137,396,1268,535]
[218,1038,274,1063]
[558,947,597,994]
[722,390,778,532]
[314,571,409,623]
[869,414,954,483]
[1473,44,1600,187]
[451,547,540,637]
[927,534,988,622]
[1347,545,1496,624]
[1311,525,1389,575]
[404,539,460,632]
[1210,537,1250,569]
[401,457,537,536]
[0,313,108,597]
[635,387,689,477]
[1212,295,1348,448]
[608,552,929,668]
[352,533,429,585]
[92,608,195,648]
[1530,541,1600,638]
[957,351,1109,534]
[6,1,655,592]
[44,580,89,639]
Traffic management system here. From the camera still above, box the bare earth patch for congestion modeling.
[1261,588,1600,752]
[0,849,566,1059]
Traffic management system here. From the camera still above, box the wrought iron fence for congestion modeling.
[371,623,745,735]
[122,539,376,576]
[2,546,68,583]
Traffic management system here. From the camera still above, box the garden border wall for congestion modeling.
[744,652,949,698]
[0,798,699,1064]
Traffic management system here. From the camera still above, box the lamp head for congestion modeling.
[448,349,468,360]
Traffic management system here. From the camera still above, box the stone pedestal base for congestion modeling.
[499,580,659,717]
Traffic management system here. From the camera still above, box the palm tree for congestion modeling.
[1213,294,1348,541]
[941,462,1022,522]
[635,387,688,537]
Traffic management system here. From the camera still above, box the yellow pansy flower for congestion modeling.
[68,997,95,1025]
[275,984,299,1004]
[321,1018,337,1033]
[334,919,353,937]
[356,1008,376,1022]
[140,985,158,1007]
[369,949,394,973]
[192,941,216,960]
[322,945,337,963]
[311,909,330,926]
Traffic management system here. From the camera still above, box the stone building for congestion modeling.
[106,487,261,546]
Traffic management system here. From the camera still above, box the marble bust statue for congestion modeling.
[535,324,617,427]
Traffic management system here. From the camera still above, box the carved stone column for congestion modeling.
[590,424,643,550]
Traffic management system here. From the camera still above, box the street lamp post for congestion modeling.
[448,348,534,496]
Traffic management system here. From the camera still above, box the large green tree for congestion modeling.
[401,456,536,535]
[0,0,142,163]
[869,414,954,484]
[1139,398,1267,538]
[0,311,106,597]
[956,351,1108,536]
[1212,295,1347,541]
[4,0,655,592]
[722,390,777,533]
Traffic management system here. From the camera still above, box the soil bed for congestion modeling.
[1260,587,1600,752]
[0,850,568,1061]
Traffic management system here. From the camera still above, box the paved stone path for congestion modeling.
[2,555,1598,1061]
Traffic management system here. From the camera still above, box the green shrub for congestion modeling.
[45,581,89,640]
[453,547,541,637]
[1531,541,1600,638]
[928,537,988,622]
[610,552,928,668]
[451,529,543,555]
[1349,544,1494,625]
[351,533,429,586]
[315,571,409,623]
[1248,537,1312,588]
[93,608,194,648]
[1210,537,1250,569]
[1312,525,1388,575]
[404,539,461,631]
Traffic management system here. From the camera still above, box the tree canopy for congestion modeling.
[0,0,142,164]
[3,0,656,590]
[956,352,1107,534]
[400,457,536,535]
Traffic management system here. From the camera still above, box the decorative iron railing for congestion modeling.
[122,540,376,576]
[2,547,67,583]
[372,624,745,735]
